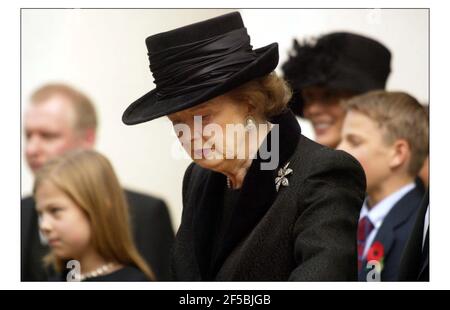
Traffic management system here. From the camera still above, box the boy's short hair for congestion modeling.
[343,90,429,176]
[30,83,98,133]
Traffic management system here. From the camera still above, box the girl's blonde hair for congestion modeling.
[33,149,155,280]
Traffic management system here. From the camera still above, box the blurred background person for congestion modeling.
[281,32,391,149]
[398,190,429,281]
[398,104,429,282]
[34,150,154,281]
[22,83,174,281]
[338,91,428,281]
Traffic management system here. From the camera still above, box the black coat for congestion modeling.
[398,190,429,281]
[171,110,366,281]
[21,190,174,281]
[358,186,424,281]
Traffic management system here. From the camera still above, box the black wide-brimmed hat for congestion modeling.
[281,32,391,117]
[122,12,279,125]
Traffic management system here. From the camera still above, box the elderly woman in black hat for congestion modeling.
[123,12,366,281]
[282,32,391,148]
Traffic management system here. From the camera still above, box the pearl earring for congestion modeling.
[245,116,256,131]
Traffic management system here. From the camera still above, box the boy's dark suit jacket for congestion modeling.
[21,190,174,281]
[398,190,429,281]
[358,186,424,281]
[171,110,367,281]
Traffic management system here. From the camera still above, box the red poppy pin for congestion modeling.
[366,241,385,270]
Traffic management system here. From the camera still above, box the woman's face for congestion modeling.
[302,86,352,148]
[35,180,92,260]
[168,95,255,173]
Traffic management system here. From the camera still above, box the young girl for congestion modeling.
[33,150,154,281]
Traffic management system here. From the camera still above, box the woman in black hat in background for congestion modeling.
[282,32,391,148]
[122,12,366,281]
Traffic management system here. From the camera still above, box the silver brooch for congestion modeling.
[275,161,293,192]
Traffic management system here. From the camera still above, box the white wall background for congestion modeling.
[21,9,428,230]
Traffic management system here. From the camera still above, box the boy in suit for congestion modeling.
[337,91,428,281]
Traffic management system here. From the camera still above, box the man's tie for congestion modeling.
[358,216,374,271]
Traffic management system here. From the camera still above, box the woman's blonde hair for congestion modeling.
[33,150,155,280]
[227,72,293,120]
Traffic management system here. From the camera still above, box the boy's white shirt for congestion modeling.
[360,182,416,258]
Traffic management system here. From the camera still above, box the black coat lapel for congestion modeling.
[417,190,430,280]
[192,169,227,279]
[418,229,429,279]
[210,109,301,277]
[398,190,429,281]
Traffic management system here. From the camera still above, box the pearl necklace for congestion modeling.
[79,262,116,281]
[226,177,231,189]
